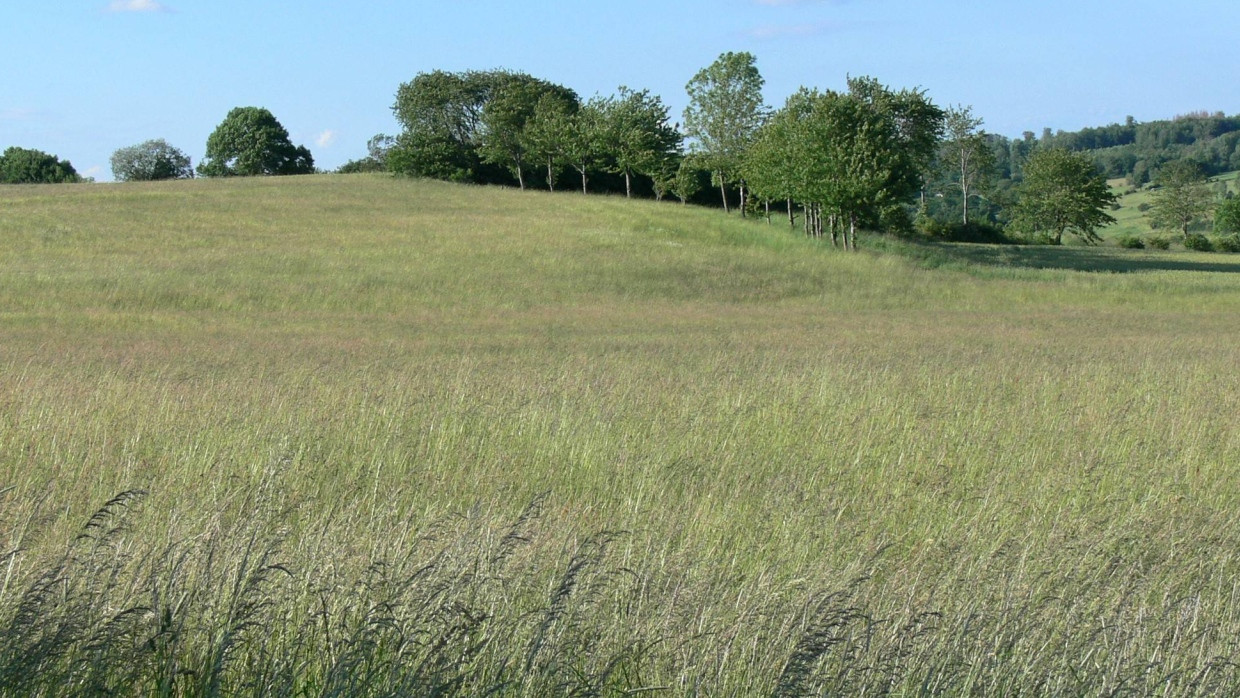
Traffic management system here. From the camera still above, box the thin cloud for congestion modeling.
[107,0,169,12]
[315,130,337,148]
[0,107,37,121]
[747,21,841,40]
[754,0,852,6]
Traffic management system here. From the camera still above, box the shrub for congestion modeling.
[918,219,1013,244]
[1214,233,1240,253]
[1145,235,1172,250]
[1183,233,1213,252]
[1117,235,1145,249]
[1137,202,1152,212]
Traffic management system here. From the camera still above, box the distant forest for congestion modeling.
[919,113,1240,229]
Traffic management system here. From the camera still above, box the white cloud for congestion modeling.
[107,0,169,12]
[315,130,337,148]
[82,166,104,179]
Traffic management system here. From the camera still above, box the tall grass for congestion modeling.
[1,174,1239,693]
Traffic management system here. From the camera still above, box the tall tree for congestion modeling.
[522,94,577,191]
[1149,160,1214,238]
[390,70,498,181]
[845,76,944,230]
[477,74,577,190]
[683,51,766,213]
[198,107,313,177]
[561,98,606,194]
[745,79,942,246]
[941,105,995,225]
[1011,148,1116,245]
[599,87,682,198]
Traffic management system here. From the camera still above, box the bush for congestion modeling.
[917,218,1013,244]
[1137,202,1152,212]
[1117,235,1145,249]
[1145,235,1172,250]
[1025,231,1060,246]
[1214,233,1240,253]
[1183,233,1213,252]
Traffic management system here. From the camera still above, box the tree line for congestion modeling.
[357,53,1134,246]
[8,51,1240,249]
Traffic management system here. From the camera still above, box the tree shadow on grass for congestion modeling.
[911,241,1240,274]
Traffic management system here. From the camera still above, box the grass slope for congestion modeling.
[1105,171,1239,241]
[2,174,1240,694]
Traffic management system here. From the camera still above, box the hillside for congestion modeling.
[2,175,1240,694]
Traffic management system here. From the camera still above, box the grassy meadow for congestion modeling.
[2,174,1240,695]
[1105,171,1239,241]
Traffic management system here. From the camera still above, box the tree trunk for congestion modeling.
[960,149,970,225]
[515,159,525,190]
[624,170,632,198]
[765,200,771,224]
[788,198,795,228]
[580,169,588,194]
[546,157,555,192]
[739,181,747,217]
[849,213,856,250]
[718,173,729,213]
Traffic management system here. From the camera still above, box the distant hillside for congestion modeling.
[1041,112,1240,183]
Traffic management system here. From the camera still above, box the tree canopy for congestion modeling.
[1011,149,1116,245]
[940,105,995,225]
[198,107,314,177]
[0,147,80,184]
[598,87,681,198]
[1149,160,1214,238]
[476,74,578,190]
[111,139,193,182]
[684,52,766,213]
[743,78,942,246]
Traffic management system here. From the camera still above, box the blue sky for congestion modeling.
[3,1,1239,181]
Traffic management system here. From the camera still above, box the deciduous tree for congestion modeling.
[0,147,80,184]
[599,87,681,198]
[110,139,193,181]
[1149,160,1214,238]
[1012,148,1116,244]
[941,105,994,225]
[522,94,577,191]
[561,98,606,194]
[477,75,577,190]
[684,52,766,213]
[198,107,313,177]
[1214,195,1240,234]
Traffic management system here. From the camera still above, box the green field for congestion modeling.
[2,175,1240,694]
[1105,172,1239,241]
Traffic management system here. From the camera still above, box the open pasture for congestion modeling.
[1,175,1239,694]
